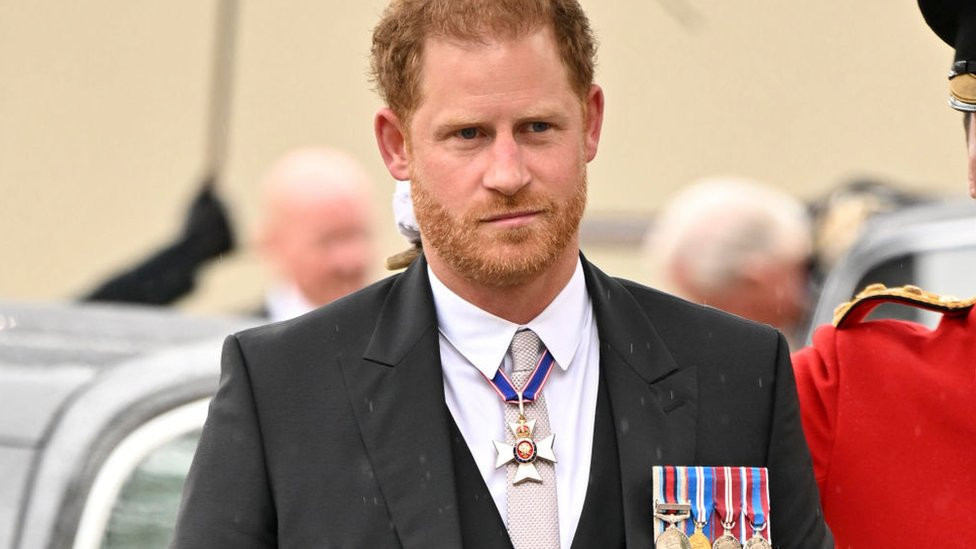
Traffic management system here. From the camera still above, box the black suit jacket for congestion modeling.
[173,256,831,548]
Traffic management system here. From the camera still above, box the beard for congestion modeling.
[411,173,587,288]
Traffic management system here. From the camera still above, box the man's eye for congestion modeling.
[528,122,551,132]
[457,128,479,139]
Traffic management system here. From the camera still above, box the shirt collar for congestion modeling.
[265,281,318,323]
[428,258,591,378]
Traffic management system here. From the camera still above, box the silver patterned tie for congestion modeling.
[505,329,560,549]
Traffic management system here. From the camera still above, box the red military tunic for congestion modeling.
[792,285,976,548]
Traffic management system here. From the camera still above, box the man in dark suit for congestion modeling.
[173,1,831,547]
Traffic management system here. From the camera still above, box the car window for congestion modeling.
[72,399,209,549]
[100,430,200,548]
[903,247,976,326]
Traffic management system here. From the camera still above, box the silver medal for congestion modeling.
[712,533,743,549]
[655,526,693,549]
[744,535,772,549]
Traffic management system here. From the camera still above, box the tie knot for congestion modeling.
[509,329,543,374]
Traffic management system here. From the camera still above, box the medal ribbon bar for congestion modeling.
[714,466,745,546]
[652,466,772,547]
[687,466,714,539]
[743,467,771,546]
[653,466,666,539]
[653,466,693,549]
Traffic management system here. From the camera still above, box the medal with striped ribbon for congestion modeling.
[712,466,743,549]
[489,348,557,484]
[654,466,693,549]
[743,467,772,549]
[687,466,713,549]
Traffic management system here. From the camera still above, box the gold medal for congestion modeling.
[686,466,713,549]
[711,533,742,549]
[688,523,711,549]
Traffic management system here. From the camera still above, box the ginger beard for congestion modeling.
[411,169,588,288]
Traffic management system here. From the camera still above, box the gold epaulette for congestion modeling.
[832,283,976,328]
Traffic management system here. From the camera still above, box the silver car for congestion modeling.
[0,302,249,549]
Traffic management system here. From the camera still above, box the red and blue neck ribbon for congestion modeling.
[486,348,556,403]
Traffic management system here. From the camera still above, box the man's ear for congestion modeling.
[583,84,605,163]
[375,108,410,181]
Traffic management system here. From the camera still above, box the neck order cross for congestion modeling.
[490,329,560,549]
[489,329,558,484]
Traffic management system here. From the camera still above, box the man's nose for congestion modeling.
[482,133,530,196]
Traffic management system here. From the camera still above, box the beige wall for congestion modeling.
[0,1,964,313]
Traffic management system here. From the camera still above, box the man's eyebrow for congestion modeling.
[516,110,568,123]
[435,115,484,129]
[435,110,569,129]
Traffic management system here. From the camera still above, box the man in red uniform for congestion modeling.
[792,1,976,546]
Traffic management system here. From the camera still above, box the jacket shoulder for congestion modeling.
[831,283,975,328]
[607,276,784,373]
[613,276,780,339]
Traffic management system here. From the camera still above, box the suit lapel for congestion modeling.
[340,255,697,548]
[583,258,698,549]
[339,257,464,548]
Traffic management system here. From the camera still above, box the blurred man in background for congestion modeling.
[255,146,375,322]
[644,176,813,347]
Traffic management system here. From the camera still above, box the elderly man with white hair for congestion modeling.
[645,176,812,347]
[256,146,376,321]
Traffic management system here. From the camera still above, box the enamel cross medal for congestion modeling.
[492,394,557,484]
[487,347,558,485]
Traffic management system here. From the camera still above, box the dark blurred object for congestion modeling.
[82,0,240,307]
[807,179,932,322]
[919,0,976,112]
[83,181,234,305]
[808,179,928,278]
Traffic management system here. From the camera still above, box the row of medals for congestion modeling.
[654,503,770,549]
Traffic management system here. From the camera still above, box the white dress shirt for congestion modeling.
[264,282,317,323]
[429,259,600,548]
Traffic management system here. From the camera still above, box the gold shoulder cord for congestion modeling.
[832,283,976,328]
